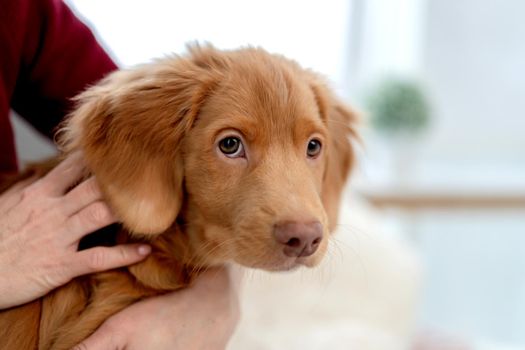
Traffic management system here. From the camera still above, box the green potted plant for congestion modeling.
[365,77,431,185]
[367,77,430,136]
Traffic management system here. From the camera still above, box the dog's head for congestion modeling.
[62,45,357,271]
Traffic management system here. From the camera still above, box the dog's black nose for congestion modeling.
[273,221,323,257]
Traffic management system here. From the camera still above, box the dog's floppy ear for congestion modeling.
[310,80,359,232]
[61,50,225,234]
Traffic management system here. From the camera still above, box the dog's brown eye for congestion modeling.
[219,137,244,157]
[306,139,322,158]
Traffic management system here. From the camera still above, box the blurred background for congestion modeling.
[13,0,525,349]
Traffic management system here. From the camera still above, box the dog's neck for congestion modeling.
[125,213,219,291]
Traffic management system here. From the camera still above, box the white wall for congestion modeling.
[416,1,525,345]
[421,0,525,165]
[66,0,352,94]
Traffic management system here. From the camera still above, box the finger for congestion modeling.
[61,177,104,216]
[39,152,86,195]
[64,201,116,243]
[69,244,151,277]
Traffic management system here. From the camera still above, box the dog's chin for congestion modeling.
[237,253,323,272]
[262,259,302,272]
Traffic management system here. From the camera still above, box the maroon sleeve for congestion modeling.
[10,0,117,139]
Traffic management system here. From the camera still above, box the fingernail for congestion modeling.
[137,245,151,256]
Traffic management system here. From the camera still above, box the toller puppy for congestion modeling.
[0,45,357,350]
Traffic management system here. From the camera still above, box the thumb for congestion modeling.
[70,244,151,277]
[71,321,122,350]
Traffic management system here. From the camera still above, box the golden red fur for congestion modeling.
[0,45,357,350]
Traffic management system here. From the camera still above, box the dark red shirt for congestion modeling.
[0,0,117,173]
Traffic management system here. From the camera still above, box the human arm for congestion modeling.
[74,265,242,350]
[7,0,117,140]
[1,0,117,172]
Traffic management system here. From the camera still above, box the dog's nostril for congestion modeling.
[286,237,301,248]
[274,220,323,258]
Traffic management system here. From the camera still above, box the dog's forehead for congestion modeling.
[213,57,323,130]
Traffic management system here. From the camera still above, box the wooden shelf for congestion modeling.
[358,187,525,210]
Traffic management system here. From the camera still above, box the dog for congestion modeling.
[0,44,357,349]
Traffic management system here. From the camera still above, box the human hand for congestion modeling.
[74,265,242,350]
[0,153,151,309]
